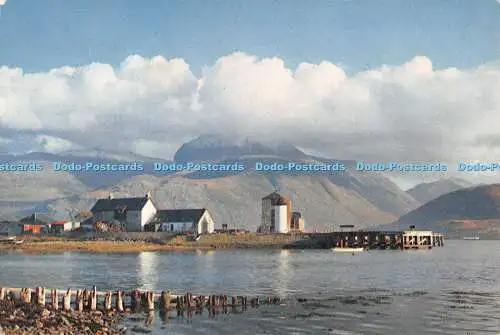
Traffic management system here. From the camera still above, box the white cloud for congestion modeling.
[0,0,6,7]
[35,135,79,154]
[0,52,500,173]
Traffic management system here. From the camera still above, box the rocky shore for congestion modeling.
[0,299,125,335]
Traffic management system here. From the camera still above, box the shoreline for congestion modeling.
[0,234,303,254]
[0,299,124,335]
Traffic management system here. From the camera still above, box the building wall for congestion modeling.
[261,198,273,232]
[281,198,292,230]
[197,211,215,234]
[160,221,195,233]
[274,205,288,233]
[0,223,22,236]
[92,211,114,223]
[23,225,42,234]
[140,199,157,230]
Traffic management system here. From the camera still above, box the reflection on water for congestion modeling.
[138,252,159,291]
[274,249,290,297]
[1,241,500,334]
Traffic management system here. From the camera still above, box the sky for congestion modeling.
[0,0,500,187]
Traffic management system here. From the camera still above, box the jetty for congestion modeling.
[295,226,444,250]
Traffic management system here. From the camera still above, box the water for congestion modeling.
[1,240,500,334]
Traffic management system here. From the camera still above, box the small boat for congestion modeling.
[331,247,364,252]
[463,236,479,240]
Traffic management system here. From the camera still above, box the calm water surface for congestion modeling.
[1,240,499,334]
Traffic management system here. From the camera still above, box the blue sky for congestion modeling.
[0,0,499,73]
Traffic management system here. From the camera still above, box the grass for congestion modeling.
[0,233,305,254]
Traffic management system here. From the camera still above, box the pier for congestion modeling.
[302,227,444,250]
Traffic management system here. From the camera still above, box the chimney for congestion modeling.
[108,193,113,200]
[146,191,151,199]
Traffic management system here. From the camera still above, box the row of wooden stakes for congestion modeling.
[0,287,282,313]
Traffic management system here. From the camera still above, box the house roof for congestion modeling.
[90,197,151,212]
[263,192,289,205]
[151,209,207,224]
[263,191,281,200]
[20,213,54,225]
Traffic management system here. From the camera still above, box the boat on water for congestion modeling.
[463,236,480,240]
[331,247,365,252]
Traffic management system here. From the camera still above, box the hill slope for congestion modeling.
[406,178,474,204]
[392,184,500,237]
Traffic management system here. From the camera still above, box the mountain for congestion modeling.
[3,135,422,231]
[392,184,500,238]
[174,134,308,163]
[0,151,172,189]
[406,178,474,204]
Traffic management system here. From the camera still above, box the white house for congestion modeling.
[90,192,157,232]
[148,208,215,234]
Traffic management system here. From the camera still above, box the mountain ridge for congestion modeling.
[0,135,422,231]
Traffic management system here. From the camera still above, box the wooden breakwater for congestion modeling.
[0,286,282,314]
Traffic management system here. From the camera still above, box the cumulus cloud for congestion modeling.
[0,0,6,7]
[0,52,500,177]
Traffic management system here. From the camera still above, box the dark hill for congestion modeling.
[391,184,500,237]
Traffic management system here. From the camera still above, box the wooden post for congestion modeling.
[0,287,5,300]
[140,292,148,309]
[176,296,183,310]
[63,289,71,311]
[89,286,97,311]
[147,292,154,311]
[82,289,89,310]
[76,290,83,312]
[36,287,45,306]
[116,291,124,312]
[51,289,58,310]
[160,291,170,311]
[104,291,112,311]
[131,290,140,312]
[21,288,31,303]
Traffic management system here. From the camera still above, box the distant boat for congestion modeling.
[331,247,364,253]
[463,236,480,240]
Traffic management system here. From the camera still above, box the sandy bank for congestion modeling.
[0,234,304,254]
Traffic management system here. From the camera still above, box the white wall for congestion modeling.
[274,205,288,233]
[198,211,215,234]
[140,199,157,230]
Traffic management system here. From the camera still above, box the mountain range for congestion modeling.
[0,134,493,235]
[392,184,500,238]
